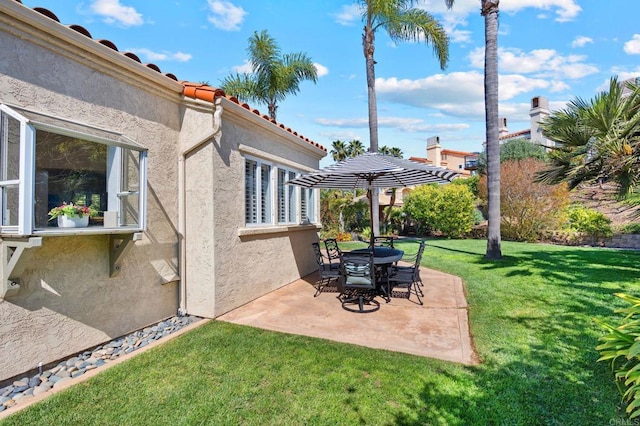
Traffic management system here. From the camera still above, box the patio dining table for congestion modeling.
[349,247,404,301]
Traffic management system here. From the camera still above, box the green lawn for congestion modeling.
[2,239,638,425]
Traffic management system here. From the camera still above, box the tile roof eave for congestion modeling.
[181,82,327,154]
[2,1,183,95]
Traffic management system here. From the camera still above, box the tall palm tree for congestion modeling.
[219,30,318,121]
[360,0,453,235]
[536,77,640,198]
[482,0,502,260]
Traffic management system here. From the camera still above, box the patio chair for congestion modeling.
[311,242,341,297]
[372,236,394,248]
[324,238,342,270]
[339,252,380,313]
[388,240,425,304]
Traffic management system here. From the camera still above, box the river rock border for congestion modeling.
[0,315,201,413]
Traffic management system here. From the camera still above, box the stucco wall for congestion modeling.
[183,101,322,318]
[0,9,181,381]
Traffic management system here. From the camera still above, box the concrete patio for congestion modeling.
[217,265,478,365]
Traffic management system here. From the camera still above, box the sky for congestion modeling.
[20,0,640,167]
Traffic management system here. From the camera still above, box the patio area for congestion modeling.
[217,264,478,365]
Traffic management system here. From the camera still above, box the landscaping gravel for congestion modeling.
[0,315,201,413]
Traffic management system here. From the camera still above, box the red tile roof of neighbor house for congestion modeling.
[499,129,531,140]
[441,149,477,157]
[408,156,433,164]
[10,0,326,153]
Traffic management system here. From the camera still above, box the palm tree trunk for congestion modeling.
[364,21,381,236]
[482,0,502,259]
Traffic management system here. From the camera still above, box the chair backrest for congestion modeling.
[415,240,426,266]
[312,242,325,268]
[373,236,394,249]
[340,252,375,287]
[324,238,341,263]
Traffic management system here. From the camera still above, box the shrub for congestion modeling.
[403,184,475,238]
[565,204,612,245]
[595,293,640,420]
[616,223,640,235]
[336,232,352,242]
[451,175,480,198]
[478,158,570,242]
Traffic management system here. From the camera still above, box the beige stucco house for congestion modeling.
[0,1,325,382]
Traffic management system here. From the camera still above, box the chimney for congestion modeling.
[499,117,508,136]
[426,136,441,167]
[529,96,550,146]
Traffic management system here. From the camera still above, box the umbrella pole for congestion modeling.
[368,187,375,249]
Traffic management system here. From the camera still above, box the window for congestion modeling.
[245,158,272,224]
[244,156,315,226]
[0,104,147,235]
[277,169,297,224]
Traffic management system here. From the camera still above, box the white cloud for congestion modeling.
[207,0,246,31]
[90,0,143,26]
[315,116,469,133]
[442,15,471,44]
[571,36,593,48]
[469,47,598,80]
[232,60,253,74]
[128,48,192,62]
[624,34,640,55]
[333,4,363,26]
[314,63,329,78]
[418,0,580,22]
[499,0,581,22]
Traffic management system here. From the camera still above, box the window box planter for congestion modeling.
[57,215,89,228]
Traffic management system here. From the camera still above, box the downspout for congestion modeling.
[178,97,223,316]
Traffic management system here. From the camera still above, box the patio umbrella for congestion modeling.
[287,152,460,248]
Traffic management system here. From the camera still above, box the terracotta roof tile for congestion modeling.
[441,149,476,156]
[98,39,118,51]
[499,129,530,140]
[13,1,326,153]
[68,24,92,38]
[180,82,325,152]
[123,52,141,63]
[33,7,59,22]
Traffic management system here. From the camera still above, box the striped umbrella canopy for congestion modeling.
[288,152,460,247]
[287,152,459,189]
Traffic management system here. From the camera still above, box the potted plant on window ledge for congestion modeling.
[48,202,98,228]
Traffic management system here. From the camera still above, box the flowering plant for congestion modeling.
[48,202,97,220]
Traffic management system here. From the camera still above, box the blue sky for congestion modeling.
[21,0,640,166]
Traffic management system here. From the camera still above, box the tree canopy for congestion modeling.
[536,77,640,198]
[219,30,318,121]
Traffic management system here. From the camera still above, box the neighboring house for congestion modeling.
[498,96,554,149]
[0,1,325,382]
[416,136,478,177]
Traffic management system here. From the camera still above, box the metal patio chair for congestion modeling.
[388,240,426,304]
[339,251,379,313]
[323,238,342,270]
[311,242,341,297]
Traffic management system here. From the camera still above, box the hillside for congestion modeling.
[570,183,640,228]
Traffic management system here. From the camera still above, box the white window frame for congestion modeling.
[0,104,147,236]
[244,155,317,227]
[244,156,274,225]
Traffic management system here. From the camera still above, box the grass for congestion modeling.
[2,239,639,425]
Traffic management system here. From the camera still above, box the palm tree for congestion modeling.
[347,140,366,158]
[331,140,350,162]
[536,77,640,198]
[360,0,453,235]
[482,0,502,260]
[219,30,318,121]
